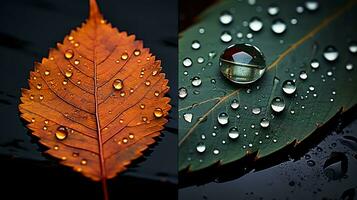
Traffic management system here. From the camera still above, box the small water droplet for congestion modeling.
[113,79,123,90]
[64,49,74,59]
[249,17,263,32]
[267,4,279,16]
[271,19,287,34]
[323,45,339,62]
[153,108,163,118]
[219,43,266,84]
[282,80,296,94]
[213,149,220,155]
[290,109,295,114]
[65,70,73,78]
[219,11,233,25]
[252,107,261,115]
[191,40,201,50]
[237,32,243,39]
[183,113,193,123]
[55,126,68,140]
[208,51,216,59]
[145,80,151,86]
[309,85,315,91]
[260,118,270,128]
[198,27,205,34]
[230,99,240,110]
[217,112,229,125]
[80,159,87,165]
[121,53,128,60]
[305,1,319,11]
[346,63,353,71]
[196,142,206,153]
[299,71,308,80]
[36,83,42,90]
[290,18,298,25]
[327,71,333,77]
[197,57,205,64]
[348,41,357,53]
[310,59,320,69]
[134,49,141,56]
[271,97,285,112]
[178,87,188,99]
[191,76,202,87]
[183,57,192,67]
[228,127,239,139]
[220,31,232,43]
[296,6,304,14]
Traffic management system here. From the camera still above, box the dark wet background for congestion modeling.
[179,0,357,199]
[0,0,177,199]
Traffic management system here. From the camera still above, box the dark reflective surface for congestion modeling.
[0,0,177,199]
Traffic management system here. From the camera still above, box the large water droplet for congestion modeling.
[219,43,266,84]
[113,79,124,90]
[299,71,308,80]
[271,19,287,34]
[183,57,192,67]
[217,112,229,125]
[228,127,239,139]
[220,31,232,43]
[252,107,261,115]
[260,118,270,128]
[191,40,201,50]
[55,126,68,140]
[64,49,74,59]
[213,149,220,155]
[178,87,188,99]
[305,1,319,11]
[271,97,285,112]
[191,76,202,87]
[267,5,279,16]
[282,80,296,94]
[230,99,240,110]
[249,17,263,32]
[153,108,163,118]
[183,113,193,123]
[346,63,354,71]
[196,142,206,153]
[310,59,320,69]
[219,11,233,25]
[323,45,339,62]
[348,41,357,53]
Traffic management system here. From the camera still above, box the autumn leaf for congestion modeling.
[18,0,170,198]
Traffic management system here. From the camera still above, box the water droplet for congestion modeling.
[309,85,315,91]
[213,149,220,155]
[145,80,151,86]
[198,27,205,34]
[55,126,68,140]
[282,80,296,94]
[290,18,298,25]
[348,41,357,53]
[249,17,263,32]
[39,95,44,100]
[217,112,229,125]
[153,108,163,118]
[196,142,206,153]
[220,31,232,43]
[183,113,193,123]
[219,11,233,25]
[44,70,50,76]
[346,63,353,71]
[230,99,240,109]
[121,53,128,60]
[271,97,285,112]
[237,32,243,39]
[154,91,160,97]
[271,19,287,34]
[129,133,135,139]
[327,71,333,77]
[296,6,304,14]
[208,51,216,59]
[36,83,42,90]
[267,5,279,16]
[219,43,266,84]
[323,45,339,62]
[299,71,308,80]
[305,1,319,11]
[65,71,73,78]
[80,159,87,165]
[310,59,320,69]
[140,104,145,109]
[74,60,80,65]
[178,87,187,99]
[260,118,270,128]
[228,127,239,139]
[183,57,192,67]
[113,79,123,90]
[191,40,201,50]
[252,107,261,115]
[197,57,205,64]
[134,49,141,56]
[246,33,253,39]
[191,76,202,87]
[64,49,74,59]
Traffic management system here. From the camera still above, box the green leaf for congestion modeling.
[179,0,357,174]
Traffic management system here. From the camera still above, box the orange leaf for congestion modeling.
[19,0,170,186]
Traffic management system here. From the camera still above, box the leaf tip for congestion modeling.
[89,0,103,20]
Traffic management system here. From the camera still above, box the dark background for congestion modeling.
[0,0,177,199]
[178,0,357,199]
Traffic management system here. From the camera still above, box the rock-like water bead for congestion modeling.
[219,43,266,84]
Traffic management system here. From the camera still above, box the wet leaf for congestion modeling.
[179,0,357,175]
[19,0,170,183]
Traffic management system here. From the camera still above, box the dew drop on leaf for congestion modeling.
[296,6,304,14]
[183,57,192,67]
[249,17,263,32]
[323,45,339,62]
[191,76,202,87]
[196,142,206,153]
[267,4,279,16]
[217,112,229,125]
[346,63,353,71]
[305,1,319,11]
[282,80,296,94]
[310,59,320,69]
[299,70,308,80]
[252,107,261,115]
[230,99,240,110]
[55,126,68,140]
[113,79,123,90]
[271,19,287,34]
[178,87,188,99]
[220,31,232,43]
[191,40,201,50]
[260,118,270,128]
[228,127,239,139]
[213,149,220,155]
[64,49,74,59]
[348,41,357,53]
[219,11,233,25]
[219,43,266,84]
[183,113,193,123]
[271,97,285,113]
[197,57,205,63]
[153,108,163,118]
